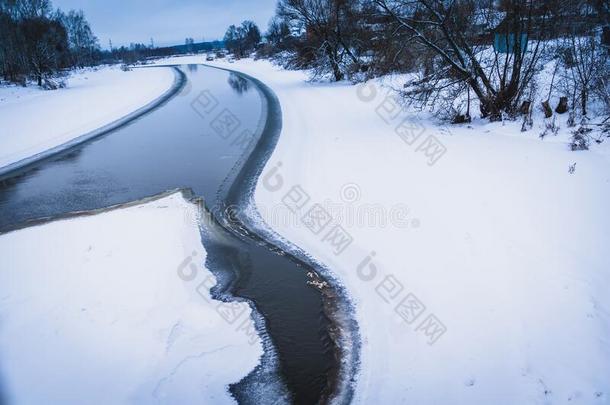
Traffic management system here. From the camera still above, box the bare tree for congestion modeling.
[373,0,554,120]
[277,0,365,81]
[560,28,607,117]
[20,16,69,86]
[14,0,51,19]
[266,16,293,50]
[1,0,102,85]
[224,21,261,58]
[56,9,99,67]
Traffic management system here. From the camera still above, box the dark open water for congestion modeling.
[0,65,338,404]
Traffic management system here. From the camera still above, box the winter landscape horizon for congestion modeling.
[1,1,609,404]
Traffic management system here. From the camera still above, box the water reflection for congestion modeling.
[228,73,251,95]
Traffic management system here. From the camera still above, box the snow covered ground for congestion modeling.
[153,55,610,404]
[0,65,175,171]
[0,191,262,404]
[2,53,607,404]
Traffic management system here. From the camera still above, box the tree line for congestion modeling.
[108,39,224,65]
[0,0,228,88]
[245,0,610,123]
[0,0,99,87]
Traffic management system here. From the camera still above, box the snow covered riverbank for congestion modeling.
[161,55,610,404]
[0,65,176,172]
[3,53,606,403]
[0,191,262,404]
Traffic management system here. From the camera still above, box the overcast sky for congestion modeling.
[52,0,278,48]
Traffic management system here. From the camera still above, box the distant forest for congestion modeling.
[0,0,223,88]
[2,0,609,127]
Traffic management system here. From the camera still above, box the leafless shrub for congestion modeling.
[540,116,559,139]
[41,76,66,90]
[570,125,592,150]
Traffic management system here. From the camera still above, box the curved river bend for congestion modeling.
[0,65,356,404]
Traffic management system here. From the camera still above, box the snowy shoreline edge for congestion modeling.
[0,66,186,180]
[0,61,362,403]
[0,188,190,235]
[206,63,362,404]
